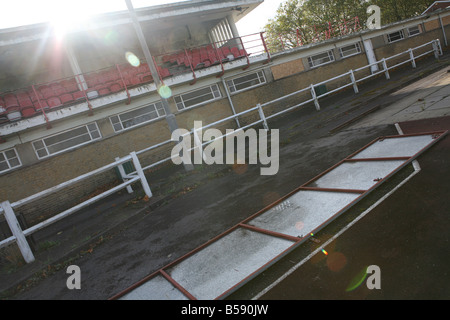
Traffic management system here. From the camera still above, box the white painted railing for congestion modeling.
[0,39,442,264]
[0,152,152,263]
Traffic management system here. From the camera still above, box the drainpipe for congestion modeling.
[64,41,88,91]
[439,13,448,47]
[221,77,240,128]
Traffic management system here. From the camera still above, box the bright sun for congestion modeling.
[48,3,92,39]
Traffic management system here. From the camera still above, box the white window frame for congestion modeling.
[0,148,22,174]
[174,84,221,111]
[387,30,405,43]
[407,25,421,37]
[307,50,335,68]
[339,42,362,59]
[109,101,166,133]
[32,123,102,159]
[226,70,267,94]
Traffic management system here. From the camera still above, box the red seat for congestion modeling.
[61,79,79,93]
[16,92,34,108]
[51,83,66,96]
[60,93,74,104]
[231,47,240,58]
[39,85,56,99]
[137,72,153,83]
[85,73,99,88]
[126,75,141,86]
[200,47,212,67]
[21,107,36,117]
[177,52,186,66]
[222,46,231,57]
[3,93,19,110]
[94,84,110,96]
[159,67,171,78]
[108,82,123,93]
[108,70,121,82]
[207,47,219,64]
[47,96,62,108]
[34,99,49,111]
[72,91,85,100]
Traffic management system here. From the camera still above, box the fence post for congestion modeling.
[257,103,269,130]
[432,40,441,58]
[349,69,359,94]
[382,58,390,80]
[115,157,134,194]
[408,48,416,68]
[310,84,321,111]
[130,152,152,199]
[1,201,35,263]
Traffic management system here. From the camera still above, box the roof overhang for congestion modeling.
[0,0,263,47]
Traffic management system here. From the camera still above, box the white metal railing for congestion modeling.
[0,152,152,263]
[0,39,442,264]
[116,39,442,188]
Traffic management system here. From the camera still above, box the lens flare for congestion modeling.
[295,221,304,230]
[158,84,172,99]
[125,52,140,67]
[346,266,369,292]
[326,252,347,272]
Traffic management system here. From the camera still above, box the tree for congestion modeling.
[264,0,434,51]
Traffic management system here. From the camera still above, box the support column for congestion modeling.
[64,41,88,91]
[227,15,240,38]
[125,0,193,172]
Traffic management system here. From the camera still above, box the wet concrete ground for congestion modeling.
[1,53,449,301]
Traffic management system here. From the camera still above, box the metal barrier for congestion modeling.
[0,152,152,263]
[0,39,442,264]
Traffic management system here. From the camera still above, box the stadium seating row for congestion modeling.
[0,46,246,123]
[162,45,247,70]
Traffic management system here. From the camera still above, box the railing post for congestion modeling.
[349,69,359,94]
[260,32,271,63]
[382,58,390,80]
[432,40,441,59]
[115,157,134,194]
[1,201,35,263]
[408,49,416,68]
[257,103,269,130]
[116,64,131,104]
[310,84,321,111]
[437,39,443,56]
[130,152,152,199]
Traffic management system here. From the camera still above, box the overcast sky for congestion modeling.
[0,0,286,35]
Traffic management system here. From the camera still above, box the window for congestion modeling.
[387,30,405,43]
[407,25,421,37]
[32,123,101,159]
[339,42,362,58]
[110,102,165,132]
[174,84,221,111]
[307,50,335,68]
[226,71,266,93]
[0,148,22,173]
